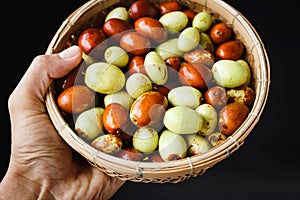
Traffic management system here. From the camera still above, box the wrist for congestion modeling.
[0,170,54,200]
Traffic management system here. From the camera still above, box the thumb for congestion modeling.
[9,46,82,112]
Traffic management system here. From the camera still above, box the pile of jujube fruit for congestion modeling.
[55,0,255,162]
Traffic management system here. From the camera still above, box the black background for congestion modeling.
[1,0,299,199]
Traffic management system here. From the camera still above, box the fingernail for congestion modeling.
[58,46,78,59]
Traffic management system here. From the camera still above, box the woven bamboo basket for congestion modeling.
[45,0,271,183]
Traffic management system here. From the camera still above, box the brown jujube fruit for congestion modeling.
[165,56,181,71]
[77,27,107,54]
[91,134,122,155]
[57,85,95,114]
[216,40,244,60]
[227,85,255,107]
[158,1,182,15]
[218,102,249,135]
[102,18,133,38]
[134,17,168,43]
[178,62,213,89]
[102,103,130,135]
[209,22,232,44]
[204,86,228,108]
[117,148,143,161]
[128,55,147,75]
[120,31,151,55]
[128,0,159,21]
[130,91,168,127]
[183,49,215,68]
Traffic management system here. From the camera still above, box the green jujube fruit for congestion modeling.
[192,11,212,32]
[85,62,125,94]
[91,134,122,154]
[105,6,130,22]
[75,107,105,141]
[144,51,168,85]
[185,134,211,156]
[199,32,215,53]
[155,38,184,60]
[159,130,187,161]
[177,27,200,52]
[133,127,158,153]
[104,91,134,110]
[236,59,251,86]
[126,73,152,98]
[159,11,188,32]
[212,60,248,88]
[168,86,202,109]
[163,106,203,134]
[104,46,129,67]
[195,103,218,136]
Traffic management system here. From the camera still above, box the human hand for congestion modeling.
[0,46,125,200]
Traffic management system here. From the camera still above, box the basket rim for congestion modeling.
[45,0,271,183]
